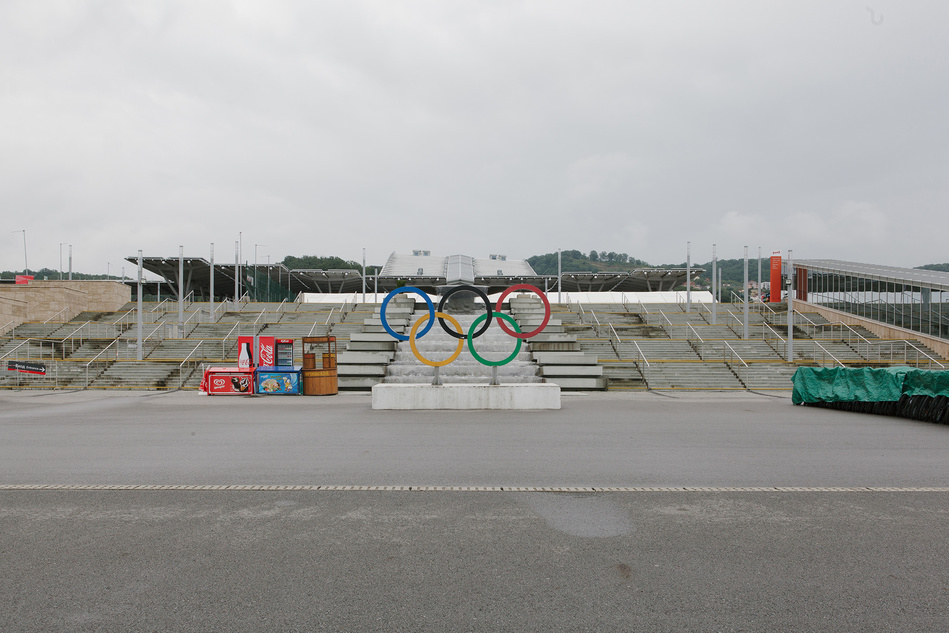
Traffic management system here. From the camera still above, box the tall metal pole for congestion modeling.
[209,243,215,323]
[557,248,562,303]
[234,241,239,307]
[711,244,717,325]
[686,241,691,311]
[788,249,794,361]
[178,246,184,334]
[238,232,243,301]
[757,246,762,303]
[68,245,72,280]
[717,268,722,306]
[254,244,259,302]
[742,246,749,339]
[362,248,366,304]
[136,250,143,361]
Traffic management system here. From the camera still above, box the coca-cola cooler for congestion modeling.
[253,336,300,395]
[251,337,295,369]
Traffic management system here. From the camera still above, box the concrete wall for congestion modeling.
[799,300,949,361]
[0,294,28,334]
[0,281,131,329]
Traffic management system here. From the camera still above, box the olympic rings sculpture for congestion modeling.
[380,284,551,368]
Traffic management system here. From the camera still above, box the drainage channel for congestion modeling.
[2,485,948,492]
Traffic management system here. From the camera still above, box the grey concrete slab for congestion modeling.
[2,489,947,632]
[2,391,949,631]
[1,391,948,487]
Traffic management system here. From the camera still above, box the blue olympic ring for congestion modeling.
[380,286,435,341]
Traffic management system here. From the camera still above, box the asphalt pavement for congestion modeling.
[1,390,948,631]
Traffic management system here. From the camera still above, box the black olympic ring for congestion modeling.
[436,285,493,340]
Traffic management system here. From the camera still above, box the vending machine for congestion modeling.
[253,338,300,395]
[275,338,294,367]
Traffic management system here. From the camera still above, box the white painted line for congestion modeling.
[1,484,948,492]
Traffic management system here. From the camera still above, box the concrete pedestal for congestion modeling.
[371,383,561,410]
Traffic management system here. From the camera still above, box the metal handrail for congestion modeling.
[276,298,288,314]
[44,308,70,323]
[657,310,672,326]
[902,340,946,369]
[0,338,34,361]
[630,340,650,368]
[608,323,621,357]
[1,319,15,335]
[723,341,748,368]
[84,339,119,387]
[221,322,240,358]
[150,298,171,313]
[324,306,336,326]
[686,323,704,343]
[686,322,705,358]
[812,341,845,368]
[793,310,819,327]
[589,309,602,335]
[111,309,135,326]
[177,341,203,389]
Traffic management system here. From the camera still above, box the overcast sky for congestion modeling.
[2,0,947,277]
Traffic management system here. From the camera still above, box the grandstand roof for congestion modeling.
[128,252,702,299]
[796,259,949,291]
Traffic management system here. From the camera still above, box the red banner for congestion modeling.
[15,275,33,284]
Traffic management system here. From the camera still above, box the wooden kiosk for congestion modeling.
[301,336,338,395]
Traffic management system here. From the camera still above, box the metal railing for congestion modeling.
[761,322,789,360]
[723,341,748,368]
[150,298,171,313]
[84,339,120,387]
[686,323,706,359]
[811,341,846,368]
[608,323,621,358]
[177,341,204,389]
[628,339,650,386]
[221,322,241,359]
[44,308,70,323]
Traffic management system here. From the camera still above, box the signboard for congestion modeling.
[15,275,34,284]
[237,335,255,369]
[769,252,782,303]
[206,370,254,394]
[7,360,46,375]
[258,336,275,367]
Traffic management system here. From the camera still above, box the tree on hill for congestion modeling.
[915,263,949,273]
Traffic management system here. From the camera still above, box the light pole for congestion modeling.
[254,243,266,302]
[557,248,562,303]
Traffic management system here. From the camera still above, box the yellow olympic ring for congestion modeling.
[409,312,465,367]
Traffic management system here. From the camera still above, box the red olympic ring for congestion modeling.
[493,284,551,339]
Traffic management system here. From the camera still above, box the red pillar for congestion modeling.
[769,252,782,302]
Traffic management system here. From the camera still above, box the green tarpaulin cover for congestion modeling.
[792,366,949,405]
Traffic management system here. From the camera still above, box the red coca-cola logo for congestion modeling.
[259,344,274,366]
